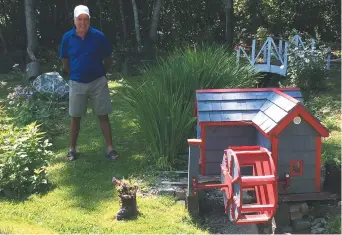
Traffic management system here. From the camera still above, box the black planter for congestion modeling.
[116,193,138,220]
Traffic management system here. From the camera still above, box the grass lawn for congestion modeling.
[0,76,206,234]
[0,66,340,234]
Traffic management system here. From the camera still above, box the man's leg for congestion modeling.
[69,117,81,155]
[68,80,87,160]
[98,115,114,153]
[90,77,118,159]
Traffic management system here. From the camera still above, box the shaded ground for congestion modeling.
[198,189,259,234]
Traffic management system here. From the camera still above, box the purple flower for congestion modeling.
[112,177,117,183]
[122,183,127,188]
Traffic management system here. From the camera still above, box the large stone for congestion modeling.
[289,203,301,212]
[292,219,311,232]
[290,211,303,220]
[300,202,309,215]
[158,188,175,196]
[31,72,69,98]
[311,222,322,229]
[175,189,186,200]
[311,227,325,234]
[311,218,326,226]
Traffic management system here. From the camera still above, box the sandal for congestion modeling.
[67,151,76,161]
[106,150,119,160]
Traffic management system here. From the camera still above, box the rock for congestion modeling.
[31,72,69,98]
[175,189,186,200]
[158,188,175,196]
[338,201,341,206]
[311,222,322,229]
[320,218,327,225]
[292,219,311,231]
[289,203,301,212]
[311,218,326,226]
[311,227,325,234]
[300,202,309,215]
[290,211,303,220]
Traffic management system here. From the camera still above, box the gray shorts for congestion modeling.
[68,76,112,117]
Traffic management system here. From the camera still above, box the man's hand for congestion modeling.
[61,59,70,77]
[104,56,112,74]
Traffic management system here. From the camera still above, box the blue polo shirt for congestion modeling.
[60,27,112,83]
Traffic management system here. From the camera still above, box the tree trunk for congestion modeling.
[225,0,234,47]
[0,25,7,55]
[118,0,128,41]
[131,0,142,51]
[25,0,38,61]
[149,0,163,43]
[250,0,259,34]
[98,0,103,32]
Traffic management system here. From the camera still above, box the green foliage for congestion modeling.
[282,46,328,91]
[112,177,138,196]
[0,121,52,199]
[124,45,260,169]
[326,214,341,234]
[5,85,67,135]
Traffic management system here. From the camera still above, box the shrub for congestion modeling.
[283,44,329,91]
[5,85,67,135]
[124,45,260,169]
[0,120,52,199]
[326,214,341,234]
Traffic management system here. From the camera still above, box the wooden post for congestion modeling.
[278,40,282,56]
[236,47,240,65]
[283,42,288,74]
[267,37,272,70]
[186,139,201,216]
[251,39,256,64]
[326,47,331,70]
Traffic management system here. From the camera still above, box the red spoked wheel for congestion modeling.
[221,150,241,222]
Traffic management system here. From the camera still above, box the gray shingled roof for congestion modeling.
[196,89,302,133]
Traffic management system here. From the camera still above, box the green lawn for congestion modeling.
[0,78,206,234]
[0,67,340,234]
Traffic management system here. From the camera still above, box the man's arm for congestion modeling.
[104,56,112,74]
[62,58,70,76]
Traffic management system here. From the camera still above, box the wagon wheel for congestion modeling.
[221,150,241,222]
[221,151,234,221]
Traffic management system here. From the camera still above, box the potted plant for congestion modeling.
[112,177,138,220]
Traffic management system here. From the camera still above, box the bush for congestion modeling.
[0,119,52,199]
[283,45,329,91]
[124,45,260,169]
[5,85,67,135]
[326,214,341,234]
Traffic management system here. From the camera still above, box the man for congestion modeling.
[60,5,119,161]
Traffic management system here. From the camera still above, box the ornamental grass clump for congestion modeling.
[124,44,260,169]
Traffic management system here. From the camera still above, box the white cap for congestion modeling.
[74,5,90,18]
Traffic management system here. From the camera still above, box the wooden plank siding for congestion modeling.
[203,125,257,175]
[277,120,319,194]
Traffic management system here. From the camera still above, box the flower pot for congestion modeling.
[116,193,138,220]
